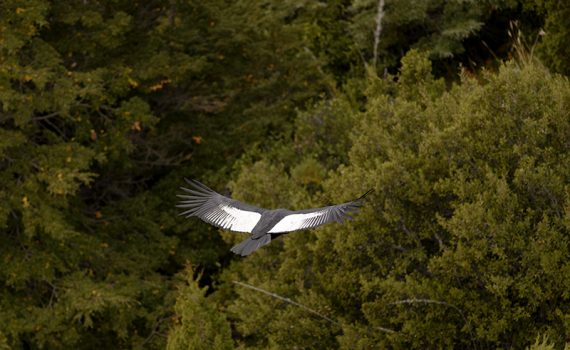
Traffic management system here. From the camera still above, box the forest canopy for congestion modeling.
[1,0,570,349]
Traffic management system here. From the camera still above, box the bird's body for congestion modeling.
[251,209,288,238]
[177,179,372,256]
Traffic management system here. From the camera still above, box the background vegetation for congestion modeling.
[1,0,570,348]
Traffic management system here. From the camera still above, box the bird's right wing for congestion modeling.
[177,179,266,233]
[268,190,373,233]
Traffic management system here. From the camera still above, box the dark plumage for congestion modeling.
[176,179,373,256]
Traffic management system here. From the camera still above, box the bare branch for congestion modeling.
[233,280,397,335]
[433,232,444,250]
[233,280,339,325]
[32,112,60,121]
[373,0,386,68]
[46,280,58,308]
[141,314,172,347]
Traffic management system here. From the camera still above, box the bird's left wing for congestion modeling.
[268,190,373,234]
[177,179,266,233]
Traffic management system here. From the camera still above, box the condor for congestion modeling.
[177,179,372,256]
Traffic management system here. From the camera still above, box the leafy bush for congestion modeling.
[220,51,570,349]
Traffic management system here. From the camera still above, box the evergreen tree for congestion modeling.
[218,51,570,348]
[0,0,331,347]
[528,0,570,75]
[167,268,233,350]
[3,0,570,348]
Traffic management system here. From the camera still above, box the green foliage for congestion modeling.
[3,0,570,348]
[167,268,233,350]
[0,0,332,348]
[343,0,519,70]
[0,333,8,350]
[219,51,570,348]
[527,335,570,350]
[530,0,570,75]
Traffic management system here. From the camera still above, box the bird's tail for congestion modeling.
[231,234,272,256]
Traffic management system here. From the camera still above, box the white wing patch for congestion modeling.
[205,204,261,233]
[268,210,327,233]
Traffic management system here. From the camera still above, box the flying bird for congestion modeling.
[177,179,373,256]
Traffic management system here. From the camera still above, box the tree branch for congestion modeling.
[233,280,397,335]
[233,280,339,325]
[32,112,60,121]
[372,0,386,68]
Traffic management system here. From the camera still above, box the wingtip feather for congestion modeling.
[183,178,207,189]
[187,179,213,192]
[357,188,375,201]
[178,209,195,216]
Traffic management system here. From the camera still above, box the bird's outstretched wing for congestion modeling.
[268,189,374,234]
[177,179,266,233]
